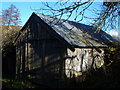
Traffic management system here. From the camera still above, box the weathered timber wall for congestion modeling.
[65,48,104,78]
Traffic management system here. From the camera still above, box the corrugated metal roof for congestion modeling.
[35,13,120,47]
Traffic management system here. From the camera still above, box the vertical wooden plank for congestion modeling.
[20,40,23,74]
[17,39,21,77]
[86,48,94,70]
[26,28,29,72]
[90,48,94,69]
[41,40,46,75]
[16,44,18,76]
[22,44,25,74]
[59,48,66,79]
[19,40,22,74]
[81,50,84,72]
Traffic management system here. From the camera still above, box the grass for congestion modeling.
[0,78,38,89]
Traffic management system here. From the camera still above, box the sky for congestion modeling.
[0,0,119,37]
[1,2,46,26]
[1,1,102,26]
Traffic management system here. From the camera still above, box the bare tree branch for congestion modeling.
[35,0,119,33]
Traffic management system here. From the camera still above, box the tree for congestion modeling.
[2,4,21,79]
[37,0,119,31]
[2,4,21,46]
[2,4,21,26]
[94,1,119,31]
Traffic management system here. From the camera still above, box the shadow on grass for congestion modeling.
[0,78,39,89]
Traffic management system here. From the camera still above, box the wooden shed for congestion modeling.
[14,12,120,81]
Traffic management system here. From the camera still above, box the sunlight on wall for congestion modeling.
[65,48,104,78]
